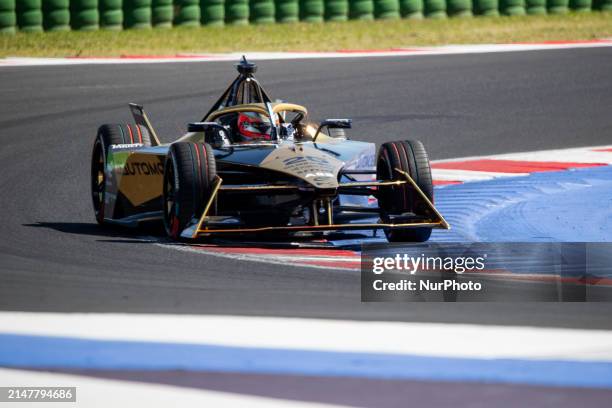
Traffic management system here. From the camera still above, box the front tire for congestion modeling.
[376,140,434,242]
[163,142,217,240]
[91,124,151,224]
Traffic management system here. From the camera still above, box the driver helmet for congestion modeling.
[237,112,273,141]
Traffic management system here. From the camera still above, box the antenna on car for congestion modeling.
[202,56,272,120]
[236,55,257,76]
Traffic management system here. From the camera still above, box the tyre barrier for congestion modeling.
[300,0,323,21]
[226,0,248,24]
[7,0,611,33]
[595,0,612,11]
[17,0,43,31]
[374,0,400,18]
[349,0,373,19]
[174,0,200,25]
[399,0,422,17]
[100,0,122,28]
[71,0,98,30]
[447,0,471,16]
[0,0,16,33]
[500,0,525,14]
[569,0,590,10]
[525,0,545,14]
[43,0,70,30]
[124,0,151,27]
[547,0,568,12]
[152,0,172,27]
[250,0,274,23]
[202,0,224,25]
[275,0,298,22]
[325,0,348,20]
[474,0,499,15]
[424,0,446,17]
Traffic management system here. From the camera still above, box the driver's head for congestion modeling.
[237,112,273,141]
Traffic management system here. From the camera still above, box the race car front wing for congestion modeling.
[187,168,450,238]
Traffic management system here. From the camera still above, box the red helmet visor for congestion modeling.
[237,112,272,141]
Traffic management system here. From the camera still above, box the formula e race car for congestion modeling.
[90,57,449,242]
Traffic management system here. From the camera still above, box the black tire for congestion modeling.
[91,124,152,224]
[163,142,217,240]
[376,140,434,242]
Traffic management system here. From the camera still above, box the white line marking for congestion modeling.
[1,312,612,361]
[489,147,612,164]
[2,42,611,67]
[433,144,612,164]
[431,168,530,182]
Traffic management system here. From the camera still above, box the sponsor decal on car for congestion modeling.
[110,143,144,149]
[261,146,344,189]
[121,161,164,176]
[116,154,166,206]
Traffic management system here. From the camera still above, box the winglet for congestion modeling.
[128,103,162,146]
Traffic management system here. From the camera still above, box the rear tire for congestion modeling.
[376,140,433,242]
[163,142,217,240]
[91,124,151,224]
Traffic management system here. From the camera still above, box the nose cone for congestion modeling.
[260,144,344,189]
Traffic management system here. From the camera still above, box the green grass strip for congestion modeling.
[1,12,611,57]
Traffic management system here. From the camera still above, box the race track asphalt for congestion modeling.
[1,48,612,328]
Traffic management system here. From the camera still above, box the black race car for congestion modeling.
[91,57,449,242]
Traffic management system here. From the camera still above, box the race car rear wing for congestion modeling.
[129,103,162,146]
[189,168,450,238]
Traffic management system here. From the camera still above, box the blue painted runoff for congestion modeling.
[1,333,611,389]
[432,166,612,243]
